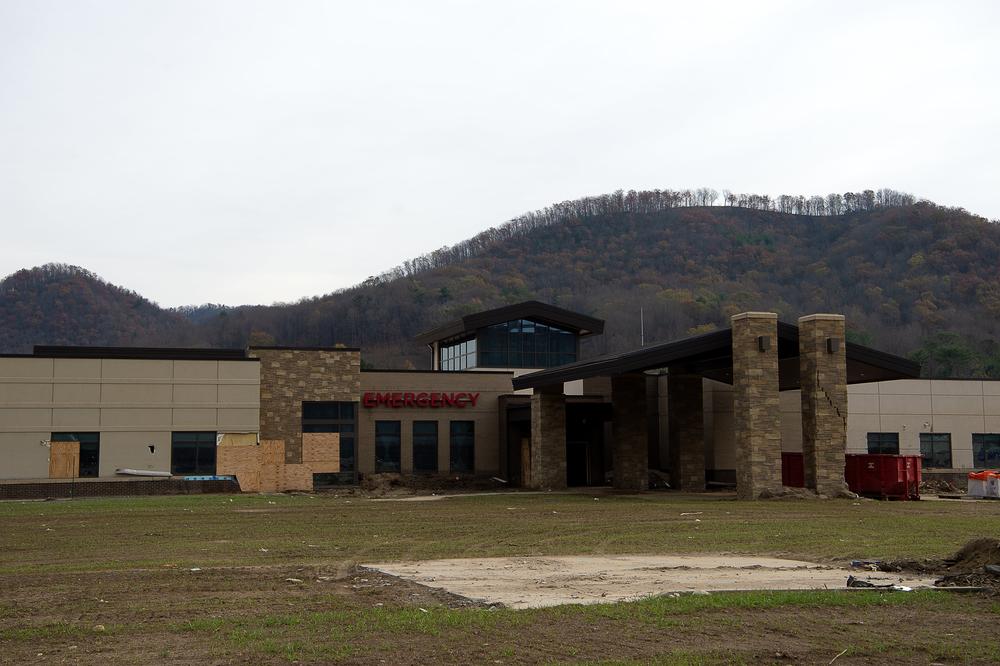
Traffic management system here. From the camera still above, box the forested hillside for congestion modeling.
[0,265,198,351]
[3,189,999,378]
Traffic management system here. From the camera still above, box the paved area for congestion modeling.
[364,555,938,608]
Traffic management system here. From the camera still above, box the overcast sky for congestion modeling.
[2,1,997,307]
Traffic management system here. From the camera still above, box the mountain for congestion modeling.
[3,190,999,377]
[0,264,199,352]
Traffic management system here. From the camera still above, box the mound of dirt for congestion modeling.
[877,538,1000,592]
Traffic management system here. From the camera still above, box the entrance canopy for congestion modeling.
[512,322,920,391]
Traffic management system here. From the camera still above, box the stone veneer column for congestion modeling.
[611,374,649,491]
[731,312,783,500]
[249,348,361,464]
[667,372,705,491]
[799,314,849,496]
[530,384,567,490]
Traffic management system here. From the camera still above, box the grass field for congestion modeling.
[2,491,999,664]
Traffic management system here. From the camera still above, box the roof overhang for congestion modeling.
[511,322,920,391]
[414,300,605,346]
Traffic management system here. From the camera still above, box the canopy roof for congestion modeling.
[415,300,605,346]
[511,322,920,391]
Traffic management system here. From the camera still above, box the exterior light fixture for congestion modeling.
[826,337,841,353]
[757,335,771,352]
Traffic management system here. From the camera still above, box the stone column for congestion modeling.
[530,384,566,490]
[612,374,649,491]
[731,312,783,500]
[799,314,849,496]
[667,372,705,490]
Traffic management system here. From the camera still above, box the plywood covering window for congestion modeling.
[171,432,217,475]
[449,421,474,473]
[412,421,438,473]
[866,432,899,455]
[375,421,401,472]
[51,432,99,478]
[302,401,357,472]
[919,433,952,469]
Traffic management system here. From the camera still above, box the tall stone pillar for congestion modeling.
[612,374,649,491]
[799,314,849,496]
[530,384,567,490]
[667,372,705,490]
[731,312,783,500]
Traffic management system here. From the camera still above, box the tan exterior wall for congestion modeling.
[704,379,1000,474]
[359,371,512,474]
[0,356,260,479]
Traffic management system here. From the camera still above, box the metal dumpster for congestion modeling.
[845,454,921,500]
[781,452,805,488]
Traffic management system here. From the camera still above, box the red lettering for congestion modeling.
[361,390,482,408]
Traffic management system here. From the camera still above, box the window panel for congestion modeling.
[375,421,401,472]
[302,401,358,472]
[866,432,899,455]
[171,431,217,475]
[449,420,475,473]
[919,433,952,469]
[973,434,1000,467]
[52,432,100,478]
[412,421,438,473]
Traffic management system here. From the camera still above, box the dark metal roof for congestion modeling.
[511,322,920,390]
[414,301,605,346]
[31,345,253,361]
[249,346,361,352]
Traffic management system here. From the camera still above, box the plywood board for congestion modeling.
[48,441,80,479]
[218,432,258,447]
[281,464,314,492]
[217,442,261,492]
[302,432,340,464]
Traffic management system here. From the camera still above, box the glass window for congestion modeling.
[450,421,475,473]
[866,432,899,455]
[375,421,401,472]
[919,433,952,469]
[438,336,477,371]
[412,421,438,473]
[973,434,1000,467]
[302,401,357,473]
[477,318,577,369]
[51,432,100,478]
[171,432,217,475]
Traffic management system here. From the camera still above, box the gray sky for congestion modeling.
[2,1,997,307]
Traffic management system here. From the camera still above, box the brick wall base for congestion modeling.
[0,479,239,500]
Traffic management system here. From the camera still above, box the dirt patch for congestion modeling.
[363,555,936,608]
[877,537,1000,592]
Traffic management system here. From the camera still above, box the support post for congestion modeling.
[799,314,849,496]
[731,312,783,499]
[611,374,649,491]
[667,372,705,491]
[530,384,566,490]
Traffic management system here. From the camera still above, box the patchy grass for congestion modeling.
[2,491,1000,664]
[2,492,998,575]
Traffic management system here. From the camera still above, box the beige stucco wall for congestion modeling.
[359,371,513,474]
[704,379,1000,473]
[0,356,260,479]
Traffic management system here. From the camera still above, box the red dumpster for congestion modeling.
[781,452,805,488]
[844,454,921,500]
